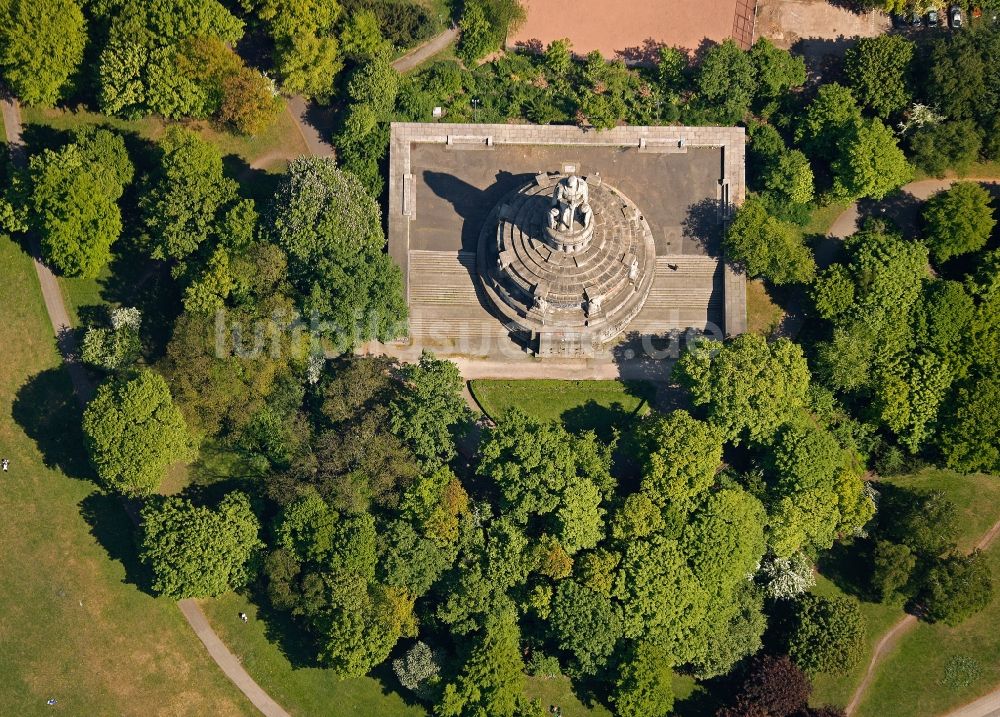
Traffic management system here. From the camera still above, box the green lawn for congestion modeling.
[745,278,783,337]
[811,468,1000,710]
[201,593,427,717]
[0,234,255,715]
[808,574,903,709]
[202,592,615,717]
[855,540,1000,717]
[58,266,111,327]
[21,103,309,172]
[524,676,612,716]
[469,379,654,435]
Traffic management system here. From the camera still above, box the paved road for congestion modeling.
[286,94,335,159]
[1,91,290,717]
[179,600,291,717]
[392,26,459,73]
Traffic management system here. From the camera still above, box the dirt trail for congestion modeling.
[846,514,1000,715]
[393,26,459,73]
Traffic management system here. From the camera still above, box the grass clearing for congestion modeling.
[810,468,1000,710]
[469,379,654,435]
[746,278,783,336]
[855,540,1000,717]
[524,676,612,716]
[885,469,1000,552]
[22,102,308,172]
[59,266,111,327]
[808,574,904,709]
[0,234,254,716]
[804,201,852,236]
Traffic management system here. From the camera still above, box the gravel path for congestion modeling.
[392,26,459,73]
[1,90,289,717]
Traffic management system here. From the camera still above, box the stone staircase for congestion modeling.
[405,249,726,340]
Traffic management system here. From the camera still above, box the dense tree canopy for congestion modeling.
[724,195,816,285]
[272,157,406,347]
[0,0,86,106]
[921,182,996,265]
[674,334,812,444]
[844,35,914,119]
[28,128,134,277]
[787,595,867,675]
[97,0,245,118]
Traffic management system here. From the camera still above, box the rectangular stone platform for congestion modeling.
[386,123,747,370]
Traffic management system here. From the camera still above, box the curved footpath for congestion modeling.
[844,516,1000,716]
[820,177,1000,717]
[392,26,460,73]
[2,91,291,717]
[780,177,1000,340]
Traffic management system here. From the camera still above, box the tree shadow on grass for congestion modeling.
[98,250,180,362]
[249,587,325,670]
[223,154,286,206]
[12,367,94,481]
[816,538,876,602]
[559,381,657,442]
[857,190,923,242]
[671,680,728,717]
[78,491,155,595]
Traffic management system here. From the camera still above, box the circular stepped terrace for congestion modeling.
[477,172,656,357]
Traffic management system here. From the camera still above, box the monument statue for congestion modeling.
[547,174,593,233]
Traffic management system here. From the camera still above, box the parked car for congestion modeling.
[911,10,924,25]
[927,8,940,25]
[950,4,963,27]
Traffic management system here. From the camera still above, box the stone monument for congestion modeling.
[476,171,656,357]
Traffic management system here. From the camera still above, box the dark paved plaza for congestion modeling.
[409,143,724,257]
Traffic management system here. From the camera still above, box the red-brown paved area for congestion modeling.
[509,0,745,59]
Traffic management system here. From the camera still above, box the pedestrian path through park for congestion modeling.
[1,89,291,717]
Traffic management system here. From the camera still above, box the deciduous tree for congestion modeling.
[29,129,134,277]
[0,0,86,106]
[272,157,406,346]
[82,369,194,496]
[696,39,757,124]
[844,35,914,119]
[142,127,238,263]
[787,595,866,675]
[140,491,263,598]
[921,551,994,625]
[674,334,812,444]
[832,118,912,200]
[724,195,816,285]
[922,182,996,264]
[390,351,471,469]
